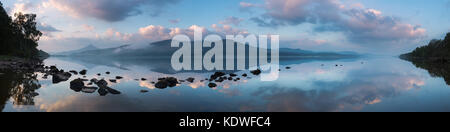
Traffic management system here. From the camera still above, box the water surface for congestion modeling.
[1,56,450,112]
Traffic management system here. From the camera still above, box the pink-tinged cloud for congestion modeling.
[249,0,426,44]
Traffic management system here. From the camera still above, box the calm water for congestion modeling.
[1,56,450,112]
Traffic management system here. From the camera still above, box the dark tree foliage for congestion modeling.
[402,32,450,61]
[0,2,43,58]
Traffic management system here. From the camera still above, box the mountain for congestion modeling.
[401,32,450,62]
[56,39,360,59]
[53,44,100,56]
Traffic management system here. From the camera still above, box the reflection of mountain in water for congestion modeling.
[0,70,41,111]
[51,40,361,74]
[405,59,450,85]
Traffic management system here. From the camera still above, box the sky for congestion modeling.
[2,0,450,55]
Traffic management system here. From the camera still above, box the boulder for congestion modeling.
[53,72,72,84]
[70,78,85,92]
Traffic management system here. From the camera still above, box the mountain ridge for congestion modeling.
[51,39,360,58]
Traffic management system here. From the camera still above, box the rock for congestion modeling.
[116,76,123,79]
[141,78,147,81]
[87,82,93,85]
[229,73,238,77]
[210,72,226,80]
[96,79,108,88]
[215,77,225,82]
[242,74,248,77]
[186,78,195,83]
[97,73,101,76]
[69,70,78,75]
[109,79,117,83]
[228,77,233,80]
[53,72,72,84]
[98,88,108,96]
[106,87,121,94]
[208,83,217,88]
[155,77,179,89]
[140,90,149,93]
[286,67,291,69]
[70,78,85,92]
[250,69,262,75]
[90,78,99,83]
[49,66,59,73]
[155,81,168,89]
[106,72,110,74]
[82,87,98,93]
[180,80,186,83]
[79,70,87,75]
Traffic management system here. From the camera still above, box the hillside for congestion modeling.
[401,32,450,62]
[55,39,360,59]
[0,2,45,59]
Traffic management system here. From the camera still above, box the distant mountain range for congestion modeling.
[52,40,360,59]
[53,44,100,56]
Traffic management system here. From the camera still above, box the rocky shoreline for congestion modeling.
[1,57,296,96]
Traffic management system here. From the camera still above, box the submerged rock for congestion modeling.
[141,78,147,81]
[229,73,238,77]
[106,71,111,74]
[286,67,291,69]
[116,76,123,79]
[140,90,149,93]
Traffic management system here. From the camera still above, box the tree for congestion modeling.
[13,13,43,42]
[0,3,44,58]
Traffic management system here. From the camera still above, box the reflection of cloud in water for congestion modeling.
[248,71,426,112]
[36,95,148,112]
[139,81,155,89]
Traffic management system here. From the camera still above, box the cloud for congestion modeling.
[219,17,244,26]
[38,23,61,32]
[82,24,95,31]
[239,2,259,12]
[43,0,180,22]
[211,24,249,35]
[249,0,426,45]
[9,2,35,15]
[38,23,61,37]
